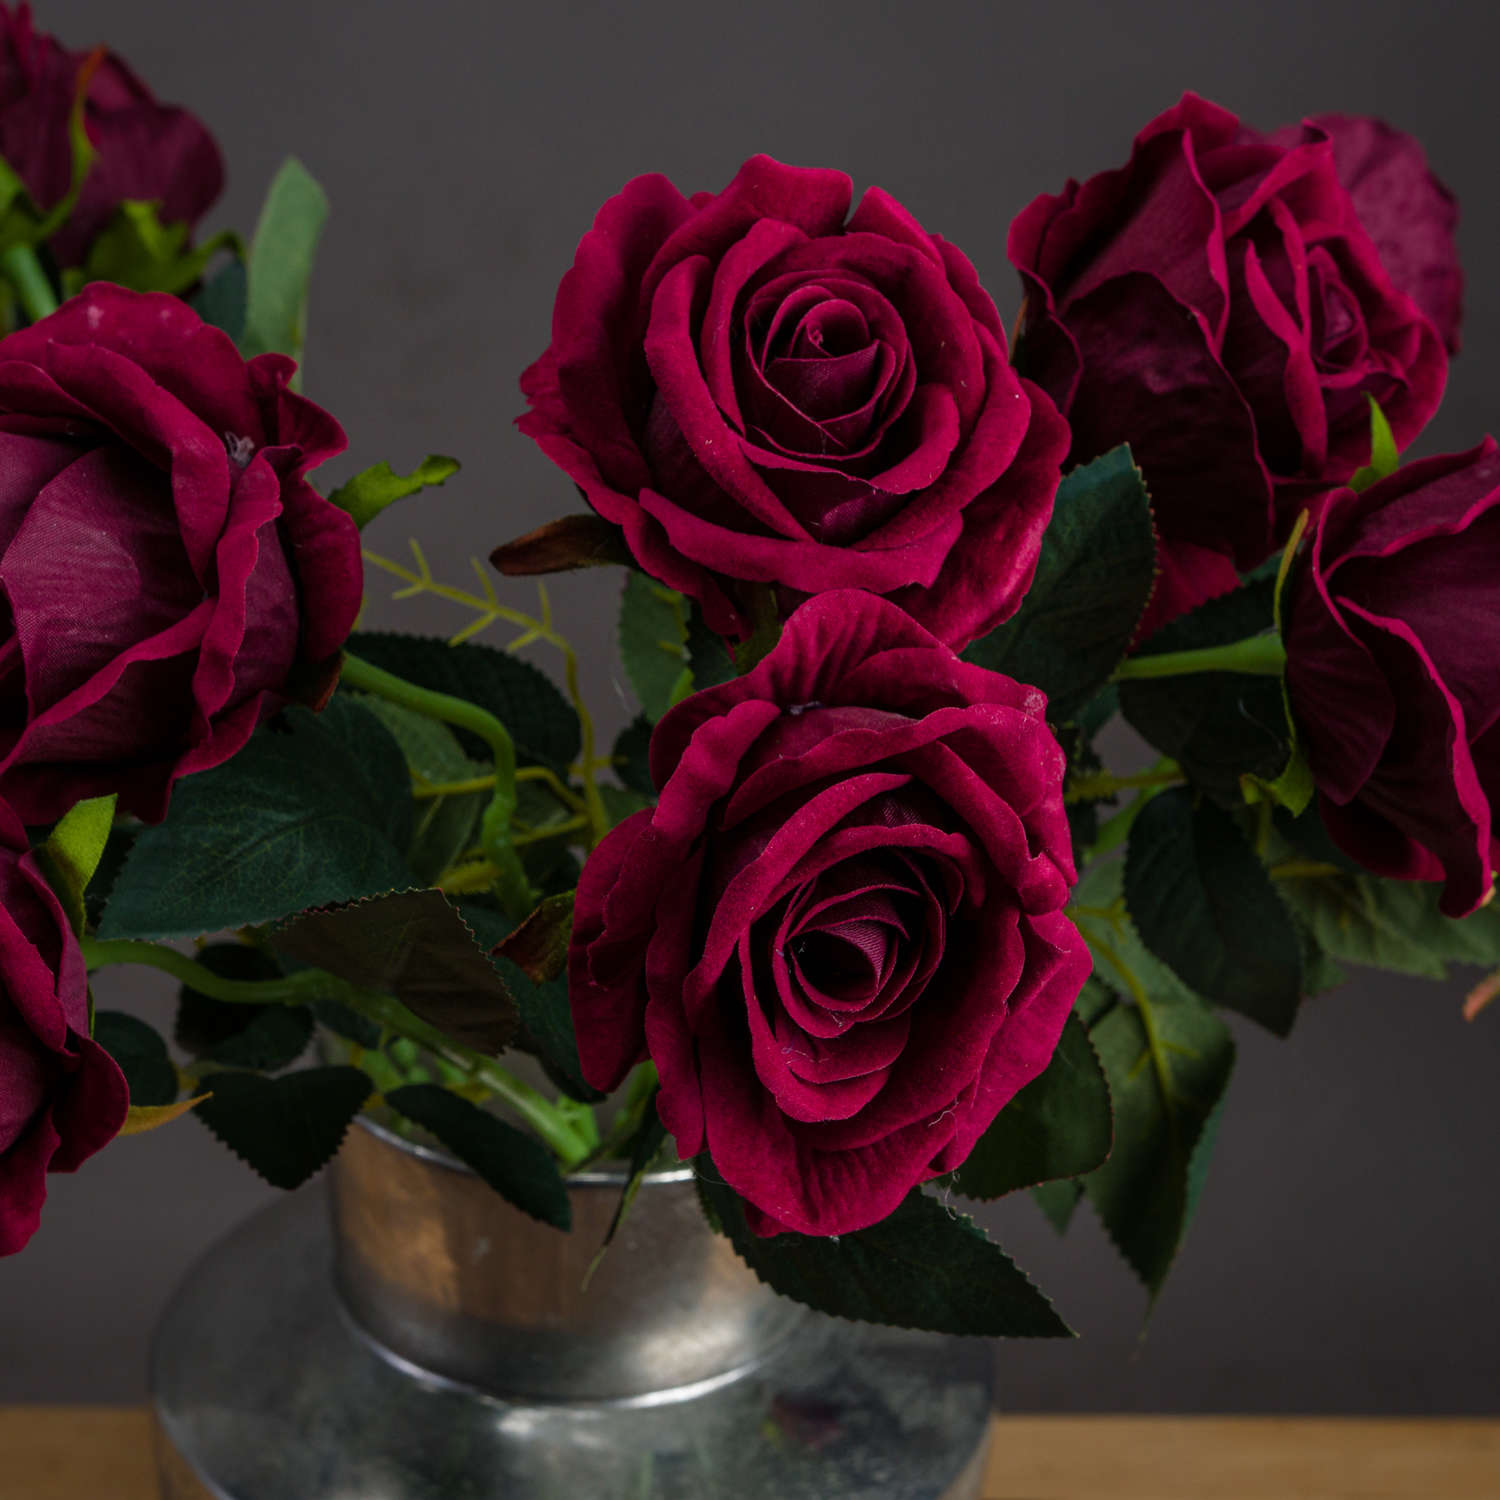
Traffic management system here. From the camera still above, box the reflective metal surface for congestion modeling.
[152,1121,997,1499]
[330,1117,807,1400]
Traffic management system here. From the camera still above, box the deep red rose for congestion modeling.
[0,3,224,268]
[518,154,1068,650]
[1284,439,1500,917]
[0,284,363,824]
[568,591,1091,1236]
[1010,93,1452,635]
[0,803,127,1255]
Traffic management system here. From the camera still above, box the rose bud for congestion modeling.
[0,2,224,267]
[1010,93,1453,633]
[1284,439,1500,917]
[0,803,127,1255]
[0,284,364,823]
[568,591,1092,1237]
[515,154,1068,651]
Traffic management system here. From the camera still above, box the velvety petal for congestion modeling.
[1299,113,1462,354]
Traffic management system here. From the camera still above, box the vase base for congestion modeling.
[151,1185,996,1500]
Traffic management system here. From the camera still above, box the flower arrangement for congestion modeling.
[0,3,1490,1343]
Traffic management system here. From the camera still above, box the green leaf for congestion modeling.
[174,944,313,1072]
[348,631,580,772]
[963,446,1156,722]
[1082,990,1235,1298]
[493,891,573,983]
[686,603,736,693]
[37,793,116,936]
[948,1015,1112,1199]
[327,455,460,530]
[195,1067,373,1190]
[61,201,240,297]
[1032,1179,1083,1235]
[1349,394,1400,491]
[1120,577,1290,806]
[1278,870,1500,981]
[93,1011,176,1107]
[591,1100,668,1275]
[274,889,519,1055]
[457,900,603,1103]
[698,1171,1071,1337]
[353,695,487,885]
[386,1083,571,1230]
[611,715,655,798]
[619,570,690,723]
[98,699,414,940]
[310,996,381,1050]
[241,157,328,367]
[190,256,248,342]
[1126,787,1304,1035]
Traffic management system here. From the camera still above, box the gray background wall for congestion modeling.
[2,0,1498,1411]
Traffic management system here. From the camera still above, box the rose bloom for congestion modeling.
[0,2,224,267]
[0,804,127,1255]
[1284,439,1500,917]
[0,285,363,823]
[568,592,1091,1236]
[1010,93,1455,632]
[518,154,1068,650]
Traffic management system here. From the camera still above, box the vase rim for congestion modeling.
[353,1110,697,1189]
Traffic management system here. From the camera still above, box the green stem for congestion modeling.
[351,988,594,1167]
[1,244,59,322]
[80,937,328,1005]
[1111,633,1287,683]
[341,651,535,916]
[84,937,595,1167]
[1066,761,1182,805]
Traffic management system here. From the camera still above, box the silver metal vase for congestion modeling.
[150,1117,997,1499]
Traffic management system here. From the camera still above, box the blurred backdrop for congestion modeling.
[3,0,1499,1411]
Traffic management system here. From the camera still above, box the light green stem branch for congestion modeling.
[1111,633,1287,682]
[80,937,327,1005]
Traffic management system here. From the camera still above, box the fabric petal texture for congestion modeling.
[568,592,1089,1237]
[0,285,362,823]
[1285,439,1500,916]
[1010,91,1454,634]
[517,154,1063,650]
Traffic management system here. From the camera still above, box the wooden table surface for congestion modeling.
[3,1407,1497,1498]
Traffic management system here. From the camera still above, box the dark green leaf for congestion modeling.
[686,603,735,692]
[1126,787,1304,1035]
[83,822,136,931]
[174,944,313,1072]
[386,1083,571,1230]
[241,157,328,367]
[98,699,413,940]
[949,1015,1112,1199]
[196,1067,373,1190]
[190,255,248,341]
[93,1011,176,1107]
[699,1170,1072,1337]
[458,901,603,1103]
[963,447,1156,721]
[274,889,518,1054]
[328,455,460,530]
[612,715,655,798]
[353,695,487,886]
[619,570,690,722]
[310,997,380,1050]
[594,1100,668,1265]
[1032,1179,1083,1235]
[1278,870,1500,981]
[1120,576,1289,806]
[1083,993,1234,1298]
[347,631,580,771]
